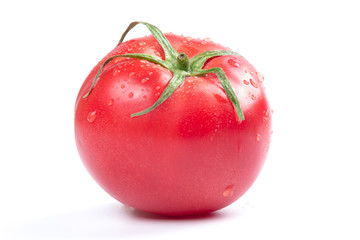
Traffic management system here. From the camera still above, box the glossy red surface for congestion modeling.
[75,34,272,216]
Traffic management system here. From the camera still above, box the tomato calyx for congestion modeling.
[83,21,245,120]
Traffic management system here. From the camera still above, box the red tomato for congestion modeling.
[75,22,272,216]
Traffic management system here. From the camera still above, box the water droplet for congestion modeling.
[114,58,124,63]
[128,92,134,98]
[148,71,153,75]
[138,41,146,46]
[257,72,264,82]
[250,79,258,88]
[228,59,240,68]
[155,86,161,90]
[243,80,249,85]
[129,72,135,77]
[87,110,97,123]
[107,99,114,106]
[120,83,125,89]
[256,133,261,141]
[251,94,256,100]
[141,77,150,84]
[154,50,161,57]
[113,68,120,76]
[223,185,234,197]
[214,93,227,103]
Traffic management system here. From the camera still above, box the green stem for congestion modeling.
[190,50,242,70]
[176,52,190,72]
[82,53,170,98]
[84,21,245,120]
[131,70,186,117]
[118,21,178,61]
[192,68,244,120]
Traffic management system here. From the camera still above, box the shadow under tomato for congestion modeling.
[7,202,235,240]
[121,205,227,221]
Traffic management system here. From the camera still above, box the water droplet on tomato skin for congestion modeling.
[228,59,240,68]
[256,133,261,141]
[257,72,264,82]
[154,50,161,57]
[141,77,150,84]
[87,110,97,123]
[250,79,258,88]
[243,80,249,85]
[107,99,114,106]
[113,68,121,76]
[214,93,228,103]
[128,92,134,98]
[120,83,125,89]
[223,185,234,197]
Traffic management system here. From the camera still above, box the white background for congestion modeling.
[1,0,359,239]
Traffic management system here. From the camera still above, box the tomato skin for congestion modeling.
[75,34,271,216]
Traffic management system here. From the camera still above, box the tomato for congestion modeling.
[74,22,272,216]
